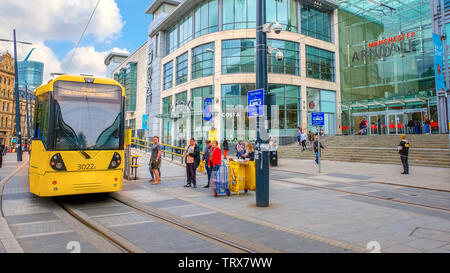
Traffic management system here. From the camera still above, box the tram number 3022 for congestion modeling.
[77,164,96,170]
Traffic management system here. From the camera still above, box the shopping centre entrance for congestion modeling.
[351,108,427,135]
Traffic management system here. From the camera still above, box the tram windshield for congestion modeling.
[53,81,123,150]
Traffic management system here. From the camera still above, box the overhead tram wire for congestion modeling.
[64,0,101,73]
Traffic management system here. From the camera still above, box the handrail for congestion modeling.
[131,138,205,165]
[131,137,205,155]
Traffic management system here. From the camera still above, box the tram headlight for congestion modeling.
[50,153,67,171]
[108,152,122,169]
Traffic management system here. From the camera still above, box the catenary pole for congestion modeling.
[13,30,22,161]
[255,0,269,207]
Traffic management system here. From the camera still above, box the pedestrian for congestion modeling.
[184,138,200,188]
[308,131,314,150]
[424,114,431,135]
[313,136,325,165]
[397,134,410,174]
[203,140,213,188]
[149,136,162,185]
[222,139,229,159]
[236,140,244,159]
[242,142,255,161]
[407,119,414,134]
[0,142,5,168]
[301,130,307,151]
[208,140,222,188]
[297,128,302,146]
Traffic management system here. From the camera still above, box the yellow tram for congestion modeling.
[29,75,125,197]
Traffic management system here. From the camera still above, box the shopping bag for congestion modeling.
[198,160,205,173]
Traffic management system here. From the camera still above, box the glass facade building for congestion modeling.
[147,0,340,147]
[114,62,137,112]
[18,61,44,90]
[338,0,442,135]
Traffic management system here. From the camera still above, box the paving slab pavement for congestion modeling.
[274,158,450,191]
[129,149,450,253]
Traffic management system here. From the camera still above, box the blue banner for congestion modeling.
[433,33,446,93]
[204,98,213,122]
[142,114,149,130]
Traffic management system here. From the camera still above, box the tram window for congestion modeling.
[34,93,50,147]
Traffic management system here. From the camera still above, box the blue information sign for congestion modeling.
[248,89,264,117]
[204,98,213,122]
[311,112,325,126]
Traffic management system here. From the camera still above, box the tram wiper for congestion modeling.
[79,150,91,159]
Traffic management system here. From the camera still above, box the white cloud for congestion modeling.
[0,0,127,82]
[0,0,123,43]
[62,46,129,78]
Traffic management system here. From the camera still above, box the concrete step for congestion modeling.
[279,135,450,168]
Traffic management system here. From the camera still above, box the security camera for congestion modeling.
[273,22,282,34]
[275,51,284,62]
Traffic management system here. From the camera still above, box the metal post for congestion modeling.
[255,0,269,207]
[317,126,321,174]
[13,30,22,161]
[25,83,31,148]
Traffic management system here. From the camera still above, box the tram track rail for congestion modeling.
[109,192,279,253]
[54,198,146,253]
[54,193,279,253]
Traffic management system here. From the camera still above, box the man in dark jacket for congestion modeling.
[184,138,200,188]
[398,135,410,174]
[203,140,212,188]
[313,136,325,165]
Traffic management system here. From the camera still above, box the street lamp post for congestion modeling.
[255,1,284,207]
[256,0,270,207]
[0,30,32,161]
[25,82,31,148]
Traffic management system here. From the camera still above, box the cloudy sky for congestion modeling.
[0,0,152,81]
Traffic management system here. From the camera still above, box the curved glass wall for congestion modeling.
[301,4,331,42]
[192,43,215,80]
[174,91,189,147]
[222,83,301,141]
[166,26,178,55]
[222,39,300,75]
[176,52,189,85]
[268,39,300,76]
[163,61,173,90]
[266,0,298,32]
[162,96,173,145]
[194,0,219,37]
[179,14,193,47]
[191,86,214,150]
[268,84,301,136]
[222,39,256,74]
[306,87,337,135]
[223,0,256,30]
[306,45,335,82]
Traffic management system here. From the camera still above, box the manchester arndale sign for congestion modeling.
[351,31,417,64]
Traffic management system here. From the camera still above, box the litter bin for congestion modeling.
[269,151,278,167]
